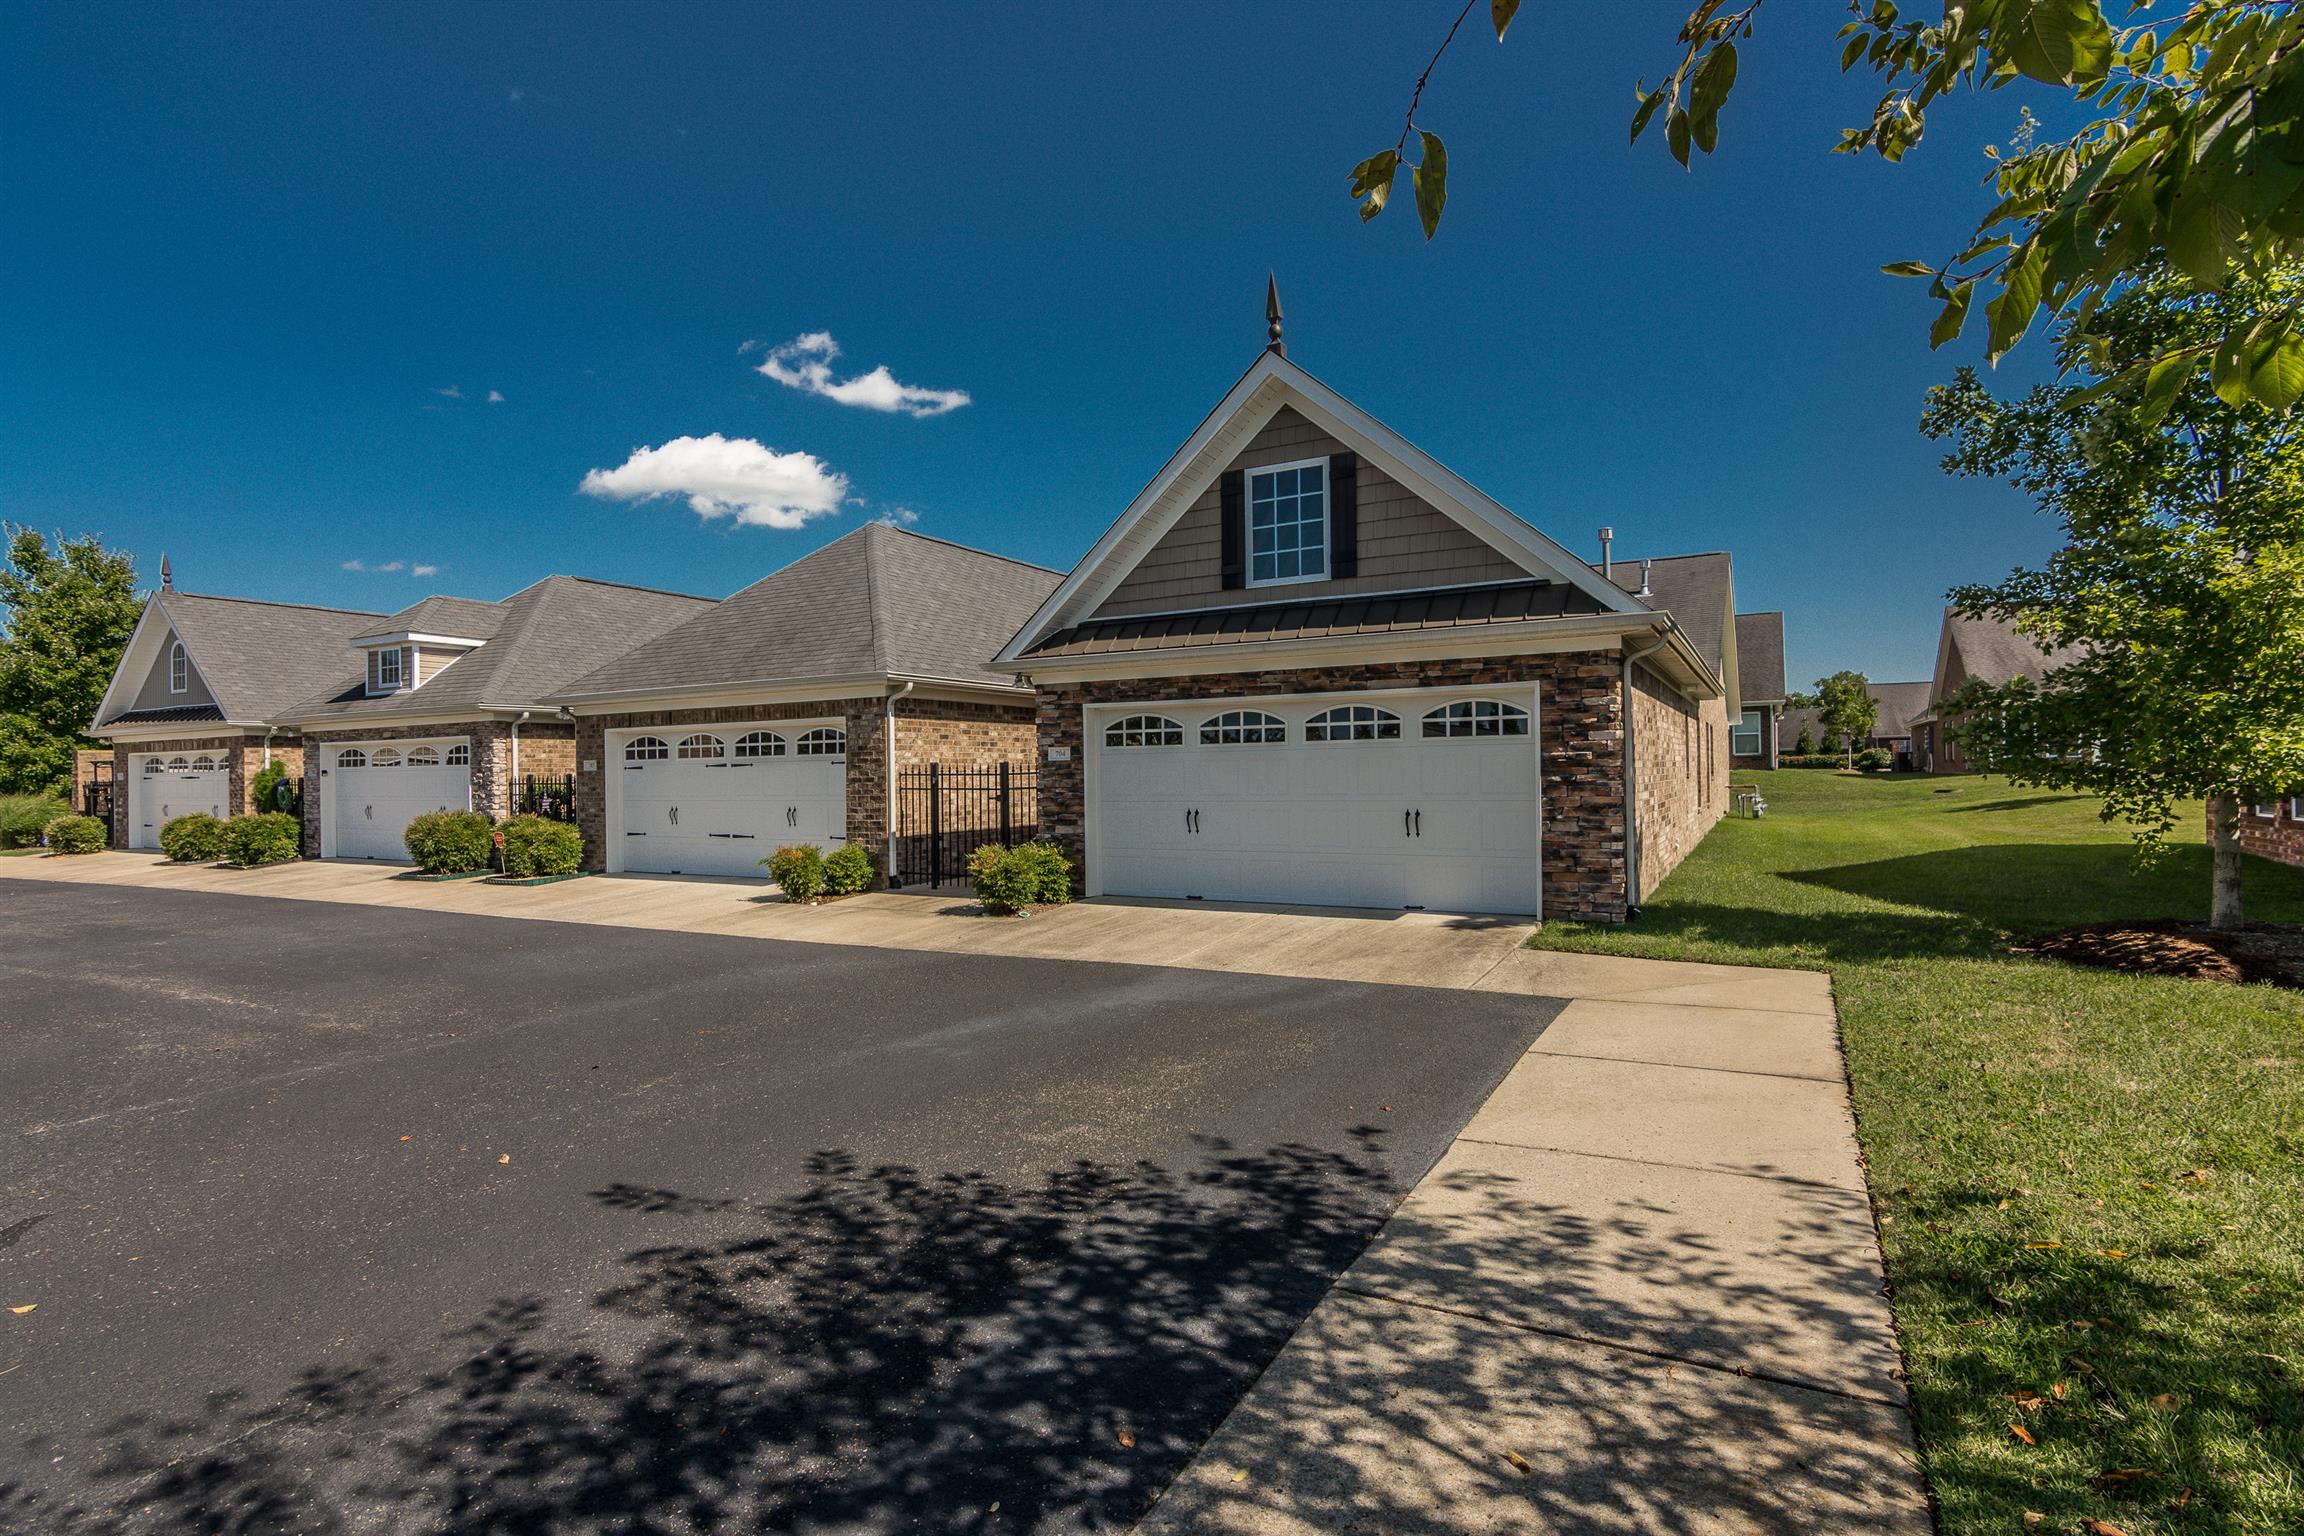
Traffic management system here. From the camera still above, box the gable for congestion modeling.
[1093,407,1525,619]
[125,627,215,711]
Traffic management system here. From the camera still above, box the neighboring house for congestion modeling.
[274,577,716,860]
[88,581,384,849]
[545,522,1059,879]
[1912,609,2081,773]
[2241,795,2304,870]
[996,339,1735,921]
[1778,679,1931,764]
[1729,611,1786,770]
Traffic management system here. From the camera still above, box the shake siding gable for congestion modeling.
[1095,407,1524,618]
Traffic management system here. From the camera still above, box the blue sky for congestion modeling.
[2,3,2072,688]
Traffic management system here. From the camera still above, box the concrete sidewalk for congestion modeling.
[1137,984,1932,1534]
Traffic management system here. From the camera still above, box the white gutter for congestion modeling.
[884,679,915,885]
[1620,626,1673,916]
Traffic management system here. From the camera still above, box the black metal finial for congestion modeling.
[1265,271,1285,356]
[160,553,173,592]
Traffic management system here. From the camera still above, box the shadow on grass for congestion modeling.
[1939,794,2103,815]
[2,1139,1930,1535]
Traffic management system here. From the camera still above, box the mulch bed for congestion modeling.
[2015,919,2304,988]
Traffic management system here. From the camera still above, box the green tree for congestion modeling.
[1922,262,2304,927]
[1815,671,1880,767]
[1355,2,2304,406]
[1795,724,1817,756]
[0,528,140,795]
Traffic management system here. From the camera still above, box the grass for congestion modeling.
[1530,770,2304,1535]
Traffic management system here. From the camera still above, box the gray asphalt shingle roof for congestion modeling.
[108,592,386,727]
[280,576,715,723]
[353,595,512,642]
[1946,611,2084,690]
[1734,612,1786,703]
[551,524,1061,700]
[1593,552,1733,680]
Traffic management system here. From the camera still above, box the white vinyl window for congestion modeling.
[1248,459,1328,586]
[2291,796,2304,821]
[371,749,402,769]
[1422,700,1532,739]
[1731,709,1764,755]
[169,642,189,694]
[734,731,786,758]
[624,736,670,762]
[366,647,404,693]
[1304,705,1401,742]
[336,748,367,769]
[406,746,440,766]
[1200,709,1286,745]
[2256,801,2281,820]
[677,733,727,760]
[796,727,846,758]
[1104,714,1184,748]
[445,743,470,766]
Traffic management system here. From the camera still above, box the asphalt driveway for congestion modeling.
[0,879,1560,1534]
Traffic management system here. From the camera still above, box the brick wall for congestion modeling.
[2236,799,2304,870]
[1630,666,1728,902]
[1030,653,1640,922]
[571,697,1035,877]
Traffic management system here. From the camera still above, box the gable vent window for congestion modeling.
[367,647,404,693]
[1247,460,1327,586]
[169,642,189,694]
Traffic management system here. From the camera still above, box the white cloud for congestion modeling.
[343,558,430,576]
[757,332,969,418]
[873,507,921,528]
[434,386,462,399]
[486,390,504,403]
[579,433,849,530]
[412,563,440,577]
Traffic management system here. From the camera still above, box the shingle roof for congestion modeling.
[1946,611,2083,690]
[1867,680,1933,739]
[1594,553,1733,679]
[1734,611,1785,704]
[105,592,387,726]
[1021,579,1610,659]
[550,524,1062,700]
[279,576,715,723]
[104,703,228,725]
[353,594,512,642]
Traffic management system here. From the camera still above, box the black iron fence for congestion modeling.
[892,762,1037,888]
[515,773,578,823]
[81,780,115,828]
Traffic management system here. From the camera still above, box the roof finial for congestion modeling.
[160,553,173,592]
[1265,271,1285,356]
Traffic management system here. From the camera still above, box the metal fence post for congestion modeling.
[927,761,943,888]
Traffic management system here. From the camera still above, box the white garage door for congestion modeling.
[328,741,473,861]
[1091,693,1542,915]
[610,723,847,878]
[130,753,232,850]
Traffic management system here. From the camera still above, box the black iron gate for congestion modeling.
[892,762,1037,888]
[81,779,114,831]
[514,773,577,823]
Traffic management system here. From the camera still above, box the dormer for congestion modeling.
[348,629,489,695]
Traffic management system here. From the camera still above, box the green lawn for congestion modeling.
[1531,771,2304,1535]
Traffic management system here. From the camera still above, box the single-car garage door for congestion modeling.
[327,740,473,861]
[1090,692,1542,915]
[130,753,231,850]
[609,722,847,878]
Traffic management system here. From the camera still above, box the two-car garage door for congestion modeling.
[1090,691,1542,916]
[608,722,847,877]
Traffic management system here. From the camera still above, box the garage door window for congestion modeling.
[625,736,669,762]
[445,743,470,765]
[190,755,217,771]
[167,756,190,770]
[406,747,440,766]
[796,728,846,758]
[1305,705,1401,742]
[1201,710,1286,745]
[734,730,786,758]
[678,733,726,760]
[143,758,166,775]
[1104,714,1183,748]
[1422,700,1531,739]
[372,750,402,769]
[337,749,367,769]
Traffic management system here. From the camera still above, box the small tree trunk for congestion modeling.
[2207,792,2246,931]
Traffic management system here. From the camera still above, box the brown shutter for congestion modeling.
[1219,470,1245,589]
[1329,452,1359,579]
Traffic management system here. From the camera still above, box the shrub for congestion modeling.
[1779,754,1846,769]
[404,809,494,874]
[222,812,301,865]
[968,840,1074,915]
[499,815,582,877]
[158,812,229,863]
[764,843,826,902]
[1856,747,1895,772]
[0,793,68,848]
[1794,727,1816,755]
[42,813,107,855]
[250,758,296,814]
[822,842,876,896]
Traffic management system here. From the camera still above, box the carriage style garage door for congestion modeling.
[1089,690,1543,916]
[129,753,231,850]
[608,722,847,878]
[327,740,474,861]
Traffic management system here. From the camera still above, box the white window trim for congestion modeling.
[168,642,189,694]
[2256,801,2281,820]
[367,646,405,695]
[1730,708,1764,755]
[1244,455,1331,590]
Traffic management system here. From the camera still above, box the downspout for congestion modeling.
[508,710,531,817]
[884,679,915,886]
[1620,627,1672,919]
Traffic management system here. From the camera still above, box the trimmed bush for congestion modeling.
[1855,747,1895,772]
[404,809,495,874]
[223,812,301,865]
[764,843,826,903]
[822,842,876,896]
[500,815,582,877]
[0,793,68,848]
[968,840,1074,915]
[250,758,296,814]
[158,812,229,863]
[1779,754,1847,769]
[42,813,107,855]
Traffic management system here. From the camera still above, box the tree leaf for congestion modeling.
[2248,329,2304,411]
[1630,85,1667,145]
[1931,280,1977,348]
[1347,150,1401,223]
[1986,249,2046,361]
[1491,0,1521,41]
[1668,108,1692,168]
[2135,352,2193,426]
[1997,0,2116,87]
[1413,131,1448,239]
[2167,178,2241,287]
[1882,260,1938,277]
[1689,41,1740,138]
